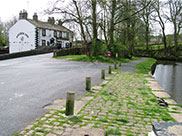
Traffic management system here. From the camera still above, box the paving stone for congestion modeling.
[19,130,26,135]
[58,113,64,116]
[43,124,52,128]
[64,127,73,131]
[102,80,108,85]
[25,124,33,130]
[45,128,52,131]
[169,113,182,122]
[165,99,177,104]
[48,118,56,121]
[146,82,163,91]
[53,122,60,126]
[26,130,34,135]
[46,133,57,136]
[40,117,47,121]
[49,110,56,114]
[35,132,44,136]
[61,131,72,136]
[45,120,51,123]
[53,115,59,118]
[53,126,63,129]
[152,122,182,136]
[152,91,171,98]
[44,99,65,110]
[45,114,51,117]
[92,86,102,90]
[54,130,64,135]
[34,127,42,130]
[71,128,106,136]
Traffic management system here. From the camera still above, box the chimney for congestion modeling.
[19,11,23,19]
[33,13,38,21]
[19,10,28,20]
[58,20,63,26]
[48,17,55,25]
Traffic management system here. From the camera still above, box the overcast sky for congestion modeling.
[0,0,53,22]
[0,0,173,35]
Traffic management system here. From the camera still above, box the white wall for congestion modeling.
[39,29,53,46]
[9,20,36,53]
[39,29,71,47]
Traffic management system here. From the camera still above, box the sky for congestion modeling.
[0,0,53,22]
[0,0,173,35]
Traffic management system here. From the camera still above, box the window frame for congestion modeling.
[54,30,57,37]
[66,32,69,39]
[42,29,46,36]
[42,40,46,46]
[59,31,62,38]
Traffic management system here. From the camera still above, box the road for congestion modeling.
[0,53,110,136]
[121,57,148,73]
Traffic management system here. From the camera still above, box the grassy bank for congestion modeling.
[54,55,140,64]
[136,58,156,74]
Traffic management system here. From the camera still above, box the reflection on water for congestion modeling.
[154,62,182,104]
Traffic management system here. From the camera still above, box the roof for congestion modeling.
[27,19,74,34]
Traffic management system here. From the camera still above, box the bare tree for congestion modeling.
[167,0,182,54]
[46,0,89,45]
[152,0,168,54]
[98,1,110,48]
[108,0,116,51]
[91,0,99,56]
[139,0,154,52]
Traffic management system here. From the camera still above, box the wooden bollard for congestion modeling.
[114,63,117,69]
[101,69,105,80]
[65,92,75,116]
[119,62,122,67]
[109,66,112,74]
[53,50,57,57]
[86,77,91,91]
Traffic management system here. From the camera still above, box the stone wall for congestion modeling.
[54,47,86,57]
[0,46,56,60]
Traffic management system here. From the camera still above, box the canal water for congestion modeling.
[154,61,182,104]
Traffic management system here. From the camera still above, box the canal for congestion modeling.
[154,61,182,104]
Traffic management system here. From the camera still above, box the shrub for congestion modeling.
[111,42,130,58]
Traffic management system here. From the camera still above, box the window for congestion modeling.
[54,30,57,37]
[42,29,46,36]
[42,40,46,46]
[62,32,66,38]
[59,31,62,38]
[66,32,69,39]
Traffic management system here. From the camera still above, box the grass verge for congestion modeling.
[136,58,156,74]
[54,55,140,64]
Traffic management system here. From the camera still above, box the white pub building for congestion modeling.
[9,10,74,53]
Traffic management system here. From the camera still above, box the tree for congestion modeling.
[152,0,168,55]
[108,0,116,51]
[91,0,99,56]
[46,0,88,44]
[0,17,17,47]
[139,0,153,52]
[47,0,153,58]
[167,0,182,55]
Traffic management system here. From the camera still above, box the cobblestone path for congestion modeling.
[19,72,175,136]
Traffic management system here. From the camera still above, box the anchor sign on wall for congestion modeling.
[16,32,29,41]
[20,36,24,41]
